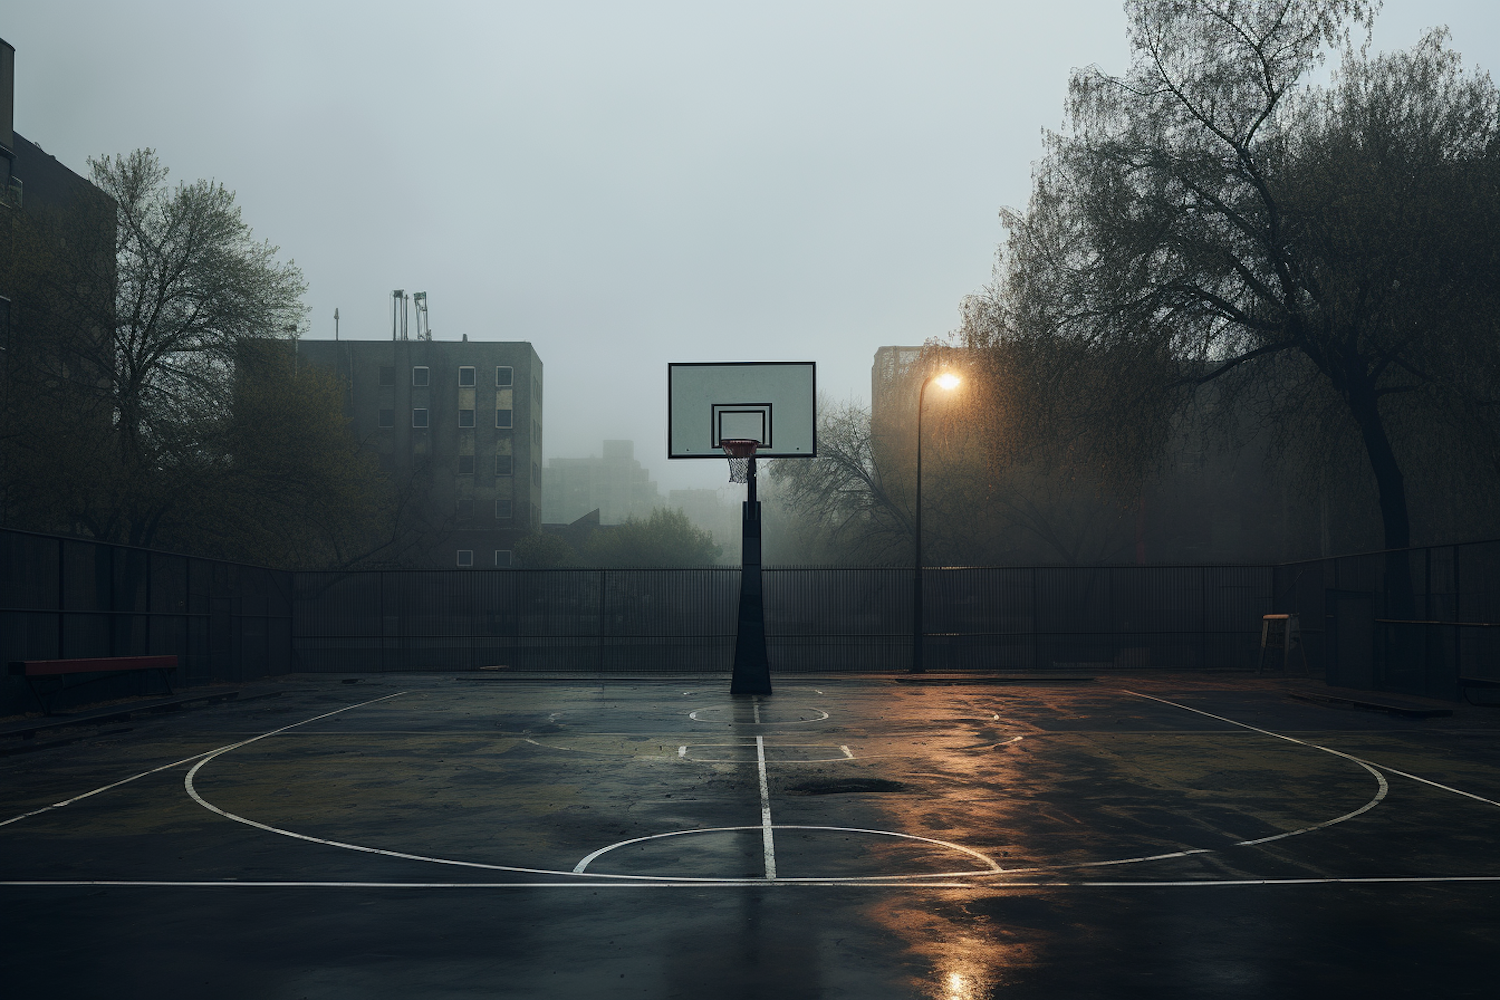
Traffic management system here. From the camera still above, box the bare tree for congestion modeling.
[968,3,1500,598]
[768,398,913,564]
[82,149,309,546]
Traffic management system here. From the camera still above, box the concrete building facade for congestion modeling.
[296,338,543,568]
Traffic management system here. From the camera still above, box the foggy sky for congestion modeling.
[6,1,1498,493]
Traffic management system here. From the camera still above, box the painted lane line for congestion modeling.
[687,707,830,724]
[753,700,762,724]
[0,691,407,830]
[1349,761,1500,810]
[10,874,1500,890]
[571,824,1004,878]
[757,735,776,880]
[1125,690,1500,810]
[840,745,854,759]
[521,738,671,758]
[183,704,762,884]
[1073,876,1500,888]
[1236,761,1388,846]
[678,746,687,758]
[926,694,1389,876]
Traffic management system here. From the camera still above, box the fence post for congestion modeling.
[598,568,607,673]
[56,537,65,658]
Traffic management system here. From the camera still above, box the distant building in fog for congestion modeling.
[543,440,661,525]
[0,36,116,372]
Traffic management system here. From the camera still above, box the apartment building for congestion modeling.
[296,337,543,568]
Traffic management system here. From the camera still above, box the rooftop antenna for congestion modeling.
[413,291,431,340]
[391,289,409,341]
[334,307,339,341]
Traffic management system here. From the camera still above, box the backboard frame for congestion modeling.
[667,361,817,460]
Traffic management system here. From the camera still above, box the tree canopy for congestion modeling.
[582,507,722,567]
[2,149,400,567]
[964,3,1500,569]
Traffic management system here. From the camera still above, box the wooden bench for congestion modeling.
[7,655,178,715]
[1459,675,1500,706]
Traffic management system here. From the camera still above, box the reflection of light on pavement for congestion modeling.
[934,958,992,1000]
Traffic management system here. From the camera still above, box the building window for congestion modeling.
[496,499,512,519]
[494,550,513,568]
[459,365,476,387]
[378,408,394,428]
[412,408,429,428]
[456,549,474,567]
[496,408,513,429]
[459,409,475,428]
[533,420,541,444]
[457,455,475,474]
[379,366,395,387]
[412,366,430,386]
[534,376,541,402]
[496,366,513,387]
[495,454,513,476]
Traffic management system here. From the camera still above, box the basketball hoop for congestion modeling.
[721,438,759,483]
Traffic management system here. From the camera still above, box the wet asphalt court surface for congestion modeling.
[3,674,1500,999]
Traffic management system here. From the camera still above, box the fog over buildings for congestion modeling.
[7,2,1496,499]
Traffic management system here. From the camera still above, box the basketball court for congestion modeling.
[4,672,1500,998]
[5,363,1498,996]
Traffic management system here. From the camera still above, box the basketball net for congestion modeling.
[721,438,759,484]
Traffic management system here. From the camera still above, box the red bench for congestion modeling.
[8,655,178,715]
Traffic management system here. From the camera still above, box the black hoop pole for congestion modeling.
[731,454,772,695]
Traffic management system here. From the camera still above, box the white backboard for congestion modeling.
[668,362,816,459]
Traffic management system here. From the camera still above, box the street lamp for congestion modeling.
[912,371,960,673]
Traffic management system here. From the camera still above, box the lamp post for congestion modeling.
[912,371,960,673]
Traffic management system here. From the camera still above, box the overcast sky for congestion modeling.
[6,1,1499,493]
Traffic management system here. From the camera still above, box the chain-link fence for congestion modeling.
[1275,540,1500,701]
[1,527,292,715]
[291,564,1275,674]
[10,523,1498,710]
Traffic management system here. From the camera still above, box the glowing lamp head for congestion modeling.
[935,372,961,391]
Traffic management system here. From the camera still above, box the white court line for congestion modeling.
[172,687,1399,886]
[1126,690,1500,810]
[522,738,675,757]
[185,705,798,884]
[757,735,776,880]
[0,691,407,830]
[687,707,829,724]
[753,700,762,724]
[571,824,1003,878]
[12,874,1500,890]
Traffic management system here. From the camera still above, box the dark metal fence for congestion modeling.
[1,527,293,715]
[291,565,1276,674]
[10,522,1498,706]
[1274,540,1500,701]
[292,568,740,674]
